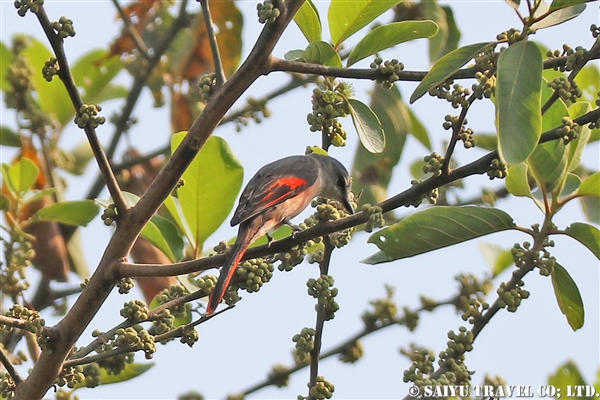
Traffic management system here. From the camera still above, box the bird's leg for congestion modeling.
[283,219,302,238]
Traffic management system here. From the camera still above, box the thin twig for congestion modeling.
[199,0,226,86]
[111,0,150,60]
[0,345,23,384]
[307,241,334,399]
[35,6,128,215]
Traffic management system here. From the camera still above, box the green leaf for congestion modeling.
[496,41,543,165]
[300,41,342,67]
[149,292,192,326]
[479,242,514,277]
[351,84,408,206]
[0,126,21,147]
[74,363,155,389]
[407,107,431,150]
[505,163,532,198]
[363,206,516,264]
[422,1,448,62]
[440,6,461,57]
[171,134,243,251]
[528,139,568,193]
[284,49,305,61]
[152,214,184,262]
[0,41,13,92]
[293,0,321,43]
[0,194,9,212]
[163,195,194,243]
[580,196,600,225]
[548,361,589,399]
[30,200,99,226]
[71,49,125,104]
[346,21,438,67]
[67,140,95,176]
[328,0,401,48]
[549,0,593,12]
[66,229,90,278]
[505,0,521,9]
[551,263,585,330]
[141,219,176,262]
[564,222,600,260]
[473,133,497,151]
[534,3,587,29]
[577,172,599,196]
[7,157,39,194]
[20,36,73,126]
[567,101,593,171]
[410,42,493,103]
[559,173,582,200]
[347,98,385,153]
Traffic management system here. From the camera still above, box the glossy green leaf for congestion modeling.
[7,157,38,194]
[346,21,438,67]
[141,219,176,262]
[479,242,514,277]
[548,361,589,399]
[20,36,73,126]
[551,263,584,330]
[0,41,12,92]
[300,41,342,67]
[440,6,461,57]
[541,78,570,133]
[528,139,568,193]
[548,0,593,11]
[407,107,431,150]
[348,98,385,153]
[559,173,582,200]
[351,84,408,206]
[163,195,194,244]
[534,3,586,29]
[0,126,20,147]
[505,163,532,198]
[71,49,125,104]
[473,133,497,151]
[363,206,516,264]
[410,42,492,103]
[328,0,401,48]
[564,222,600,260]
[66,229,90,278]
[422,1,448,62]
[30,200,99,226]
[505,0,521,9]
[294,0,321,43]
[284,49,305,61]
[578,172,599,197]
[171,134,243,251]
[74,363,155,389]
[497,41,543,165]
[567,102,593,171]
[576,63,599,101]
[152,214,184,262]
[580,196,600,224]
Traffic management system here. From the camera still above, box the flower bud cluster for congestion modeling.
[42,57,59,82]
[339,339,363,363]
[268,364,290,388]
[422,152,445,177]
[430,83,472,109]
[511,237,556,276]
[547,44,588,72]
[233,97,271,132]
[278,245,308,272]
[114,325,156,359]
[180,326,199,347]
[308,376,335,400]
[198,73,216,103]
[75,104,106,129]
[362,204,384,233]
[234,257,274,293]
[556,117,580,144]
[257,1,280,24]
[101,203,117,226]
[548,76,582,103]
[361,286,397,328]
[5,305,45,336]
[307,274,339,320]
[496,28,522,44]
[497,280,530,312]
[307,81,353,147]
[51,16,76,39]
[486,158,507,180]
[14,0,43,16]
[370,57,404,89]
[56,365,84,388]
[120,300,149,322]
[2,233,34,298]
[292,327,315,363]
[117,277,134,294]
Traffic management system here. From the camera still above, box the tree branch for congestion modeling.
[111,0,150,60]
[34,6,128,215]
[199,0,226,86]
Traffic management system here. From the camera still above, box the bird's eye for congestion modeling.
[337,176,346,188]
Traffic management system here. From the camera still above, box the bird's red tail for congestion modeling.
[206,226,255,315]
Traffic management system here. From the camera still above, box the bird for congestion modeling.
[206,153,354,315]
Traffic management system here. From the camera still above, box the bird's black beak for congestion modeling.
[342,195,354,215]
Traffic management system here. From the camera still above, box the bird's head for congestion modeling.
[310,154,354,215]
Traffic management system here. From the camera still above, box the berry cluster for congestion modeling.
[114,325,156,359]
[233,257,274,293]
[591,24,600,38]
[198,73,216,103]
[547,44,588,72]
[362,204,384,233]
[370,57,404,90]
[556,116,580,144]
[2,232,34,298]
[486,158,507,180]
[292,327,315,364]
[511,235,556,276]
[50,16,76,39]
[339,340,363,364]
[116,277,134,294]
[56,365,84,389]
[307,274,339,320]
[42,57,59,82]
[496,28,522,44]
[548,76,582,103]
[257,1,280,24]
[497,280,530,312]
[361,286,397,328]
[179,326,199,347]
[120,300,149,323]
[100,203,118,226]
[454,273,492,324]
[233,97,271,132]
[0,374,15,399]
[307,81,353,147]
[268,364,290,388]
[14,0,43,16]
[75,104,106,129]
[422,152,445,177]
[5,305,45,337]
[430,83,472,109]
[278,245,308,272]
[308,376,335,400]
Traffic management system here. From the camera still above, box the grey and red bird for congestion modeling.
[206,153,353,315]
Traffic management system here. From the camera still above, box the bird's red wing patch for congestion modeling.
[260,177,308,209]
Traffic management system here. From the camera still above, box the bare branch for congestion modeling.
[199,0,227,86]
